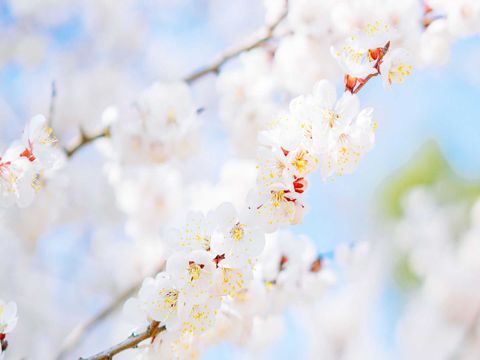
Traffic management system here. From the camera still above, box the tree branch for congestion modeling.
[64,127,110,158]
[55,283,137,360]
[183,2,288,84]
[80,321,165,360]
[352,72,380,94]
[56,262,165,360]
[347,42,390,95]
[63,0,288,158]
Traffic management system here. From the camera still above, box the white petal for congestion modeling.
[313,80,337,109]
[123,298,145,324]
[336,92,360,124]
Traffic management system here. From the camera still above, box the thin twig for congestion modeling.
[349,41,390,95]
[63,0,288,158]
[183,2,288,84]
[55,284,137,360]
[352,72,380,94]
[64,127,110,158]
[47,81,57,128]
[56,262,165,360]
[81,321,165,360]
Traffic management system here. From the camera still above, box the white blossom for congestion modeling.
[210,202,265,269]
[0,300,17,335]
[166,250,218,305]
[380,48,413,86]
[331,21,392,79]
[109,81,200,165]
[0,115,61,208]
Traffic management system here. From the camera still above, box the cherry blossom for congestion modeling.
[166,250,218,304]
[124,273,183,331]
[0,115,61,208]
[108,81,200,165]
[0,299,18,358]
[210,202,265,269]
[318,107,375,178]
[0,151,35,208]
[331,21,392,80]
[167,210,215,253]
[19,114,60,171]
[380,48,413,86]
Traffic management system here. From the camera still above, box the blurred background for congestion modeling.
[1,0,480,359]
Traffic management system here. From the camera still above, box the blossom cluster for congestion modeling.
[122,21,414,358]
[0,299,18,359]
[103,81,201,242]
[124,203,266,352]
[249,79,375,230]
[246,21,414,231]
[125,227,337,358]
[219,0,480,157]
[0,115,62,209]
[332,21,412,90]
[107,81,200,167]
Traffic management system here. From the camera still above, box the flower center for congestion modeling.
[230,223,245,241]
[195,234,211,251]
[0,163,17,190]
[342,45,365,64]
[166,109,177,125]
[388,64,412,84]
[323,110,340,128]
[300,122,313,139]
[271,190,286,207]
[187,261,204,282]
[193,308,204,321]
[338,133,350,144]
[39,127,57,145]
[292,150,308,173]
[163,289,179,309]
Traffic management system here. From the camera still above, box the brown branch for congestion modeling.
[80,321,165,360]
[55,283,137,360]
[183,1,288,84]
[64,127,110,158]
[348,41,390,95]
[56,262,165,360]
[352,72,380,94]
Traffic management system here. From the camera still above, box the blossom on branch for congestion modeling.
[0,115,62,208]
[0,299,18,358]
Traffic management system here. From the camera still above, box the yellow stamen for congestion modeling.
[271,190,285,207]
[323,110,340,128]
[187,262,202,282]
[230,223,245,241]
[292,150,308,173]
[166,109,177,124]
